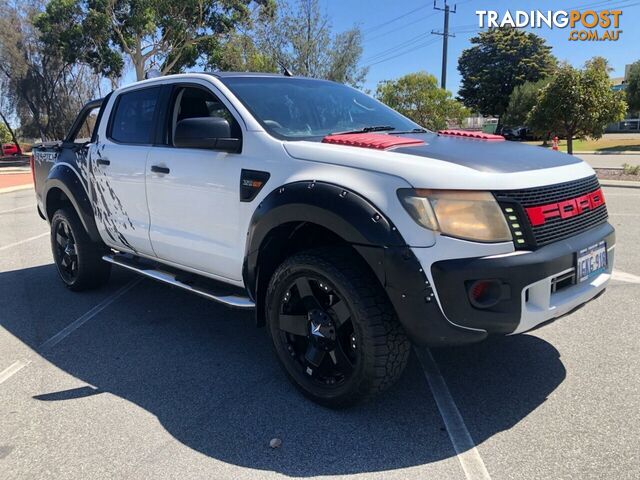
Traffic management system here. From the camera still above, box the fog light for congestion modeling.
[468,279,503,309]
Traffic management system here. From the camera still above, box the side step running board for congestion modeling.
[102,253,255,309]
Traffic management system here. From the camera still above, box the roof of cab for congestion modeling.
[206,72,287,78]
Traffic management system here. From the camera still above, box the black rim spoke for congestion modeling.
[328,299,351,325]
[329,345,354,374]
[279,274,357,386]
[304,344,326,368]
[295,277,322,310]
[279,314,309,336]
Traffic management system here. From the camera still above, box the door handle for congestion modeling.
[151,165,170,174]
[96,159,110,166]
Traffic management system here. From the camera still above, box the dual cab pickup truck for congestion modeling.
[32,73,614,407]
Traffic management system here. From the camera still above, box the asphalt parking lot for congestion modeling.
[1,185,639,480]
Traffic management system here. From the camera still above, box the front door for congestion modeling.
[145,83,243,281]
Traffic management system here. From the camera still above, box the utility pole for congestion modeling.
[432,1,456,90]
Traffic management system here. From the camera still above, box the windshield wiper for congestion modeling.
[330,125,397,135]
[392,128,429,134]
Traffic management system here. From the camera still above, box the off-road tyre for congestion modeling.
[266,248,410,408]
[50,208,111,291]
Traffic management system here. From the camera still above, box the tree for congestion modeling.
[626,60,640,115]
[458,28,556,121]
[271,0,367,86]
[528,59,627,154]
[503,79,548,127]
[376,72,469,130]
[209,30,278,73]
[0,1,102,141]
[36,0,275,82]
[0,74,20,148]
[210,0,367,87]
[0,123,11,144]
[503,79,551,144]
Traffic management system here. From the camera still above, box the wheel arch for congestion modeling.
[243,181,406,326]
[243,180,488,347]
[44,165,101,243]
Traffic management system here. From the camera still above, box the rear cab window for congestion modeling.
[72,107,100,144]
[108,87,161,144]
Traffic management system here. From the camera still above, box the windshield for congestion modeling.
[219,76,423,140]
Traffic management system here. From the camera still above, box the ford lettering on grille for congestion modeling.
[525,188,605,226]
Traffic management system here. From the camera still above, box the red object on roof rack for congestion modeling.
[437,130,505,141]
[322,133,424,150]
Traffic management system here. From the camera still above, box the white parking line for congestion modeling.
[0,204,35,214]
[0,360,30,386]
[40,278,141,351]
[415,347,492,480]
[0,232,48,251]
[611,269,640,284]
[0,279,141,389]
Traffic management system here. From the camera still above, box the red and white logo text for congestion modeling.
[525,188,605,226]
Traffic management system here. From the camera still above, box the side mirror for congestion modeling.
[174,117,241,153]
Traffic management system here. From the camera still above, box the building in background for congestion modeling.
[607,64,639,132]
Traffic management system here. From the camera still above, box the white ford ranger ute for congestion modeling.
[32,73,614,407]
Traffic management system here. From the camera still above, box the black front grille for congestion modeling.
[495,175,608,249]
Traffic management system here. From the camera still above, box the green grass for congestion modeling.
[523,138,640,153]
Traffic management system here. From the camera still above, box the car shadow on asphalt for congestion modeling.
[1,265,567,477]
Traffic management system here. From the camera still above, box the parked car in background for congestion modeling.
[1,143,22,157]
[503,127,540,142]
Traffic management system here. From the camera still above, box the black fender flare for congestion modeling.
[242,181,406,298]
[43,164,101,242]
[243,180,487,347]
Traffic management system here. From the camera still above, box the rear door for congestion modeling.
[90,86,161,255]
[145,81,243,281]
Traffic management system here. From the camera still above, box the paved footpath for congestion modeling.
[0,173,32,190]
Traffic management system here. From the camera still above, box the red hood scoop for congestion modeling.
[322,133,425,150]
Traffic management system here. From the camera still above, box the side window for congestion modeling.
[73,107,100,143]
[170,86,240,146]
[109,87,161,144]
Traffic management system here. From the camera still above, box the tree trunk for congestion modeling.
[567,136,573,155]
[0,109,21,154]
[134,58,145,81]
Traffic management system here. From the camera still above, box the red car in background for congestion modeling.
[1,143,22,157]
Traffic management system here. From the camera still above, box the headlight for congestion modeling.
[397,189,512,242]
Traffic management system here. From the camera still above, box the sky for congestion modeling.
[107,0,640,96]
[322,0,640,94]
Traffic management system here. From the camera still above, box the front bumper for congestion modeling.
[429,222,615,336]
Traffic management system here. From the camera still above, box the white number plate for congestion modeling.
[577,241,607,283]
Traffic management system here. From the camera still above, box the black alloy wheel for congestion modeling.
[277,274,358,387]
[266,249,410,408]
[54,218,79,283]
[50,208,111,291]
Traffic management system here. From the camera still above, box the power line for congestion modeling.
[365,37,441,68]
[362,4,432,34]
[363,11,439,43]
[363,32,432,63]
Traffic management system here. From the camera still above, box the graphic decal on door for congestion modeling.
[74,143,137,252]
